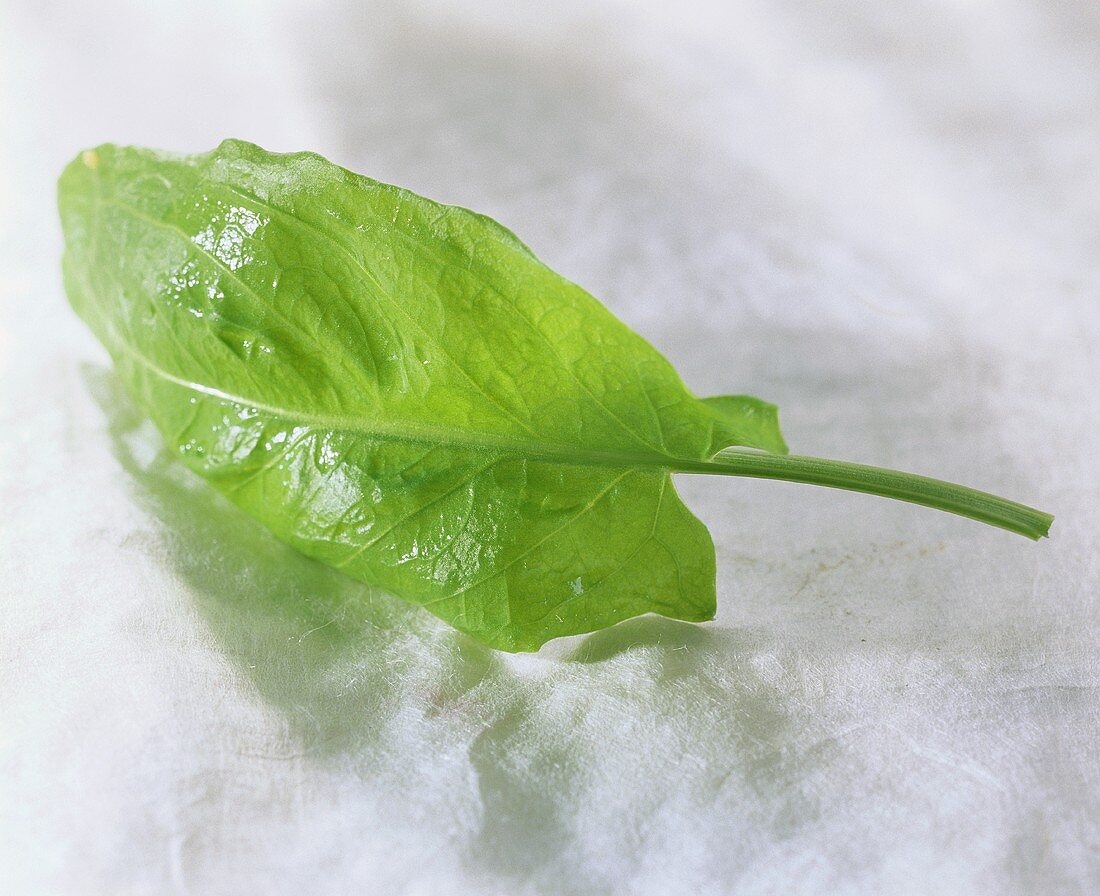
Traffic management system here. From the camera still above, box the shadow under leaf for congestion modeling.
[84,364,504,764]
[83,367,803,896]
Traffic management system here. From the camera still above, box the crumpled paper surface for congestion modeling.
[2,1,1098,893]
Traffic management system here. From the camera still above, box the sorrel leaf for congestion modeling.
[58,141,1052,650]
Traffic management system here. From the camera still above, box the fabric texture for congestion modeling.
[2,1,1097,893]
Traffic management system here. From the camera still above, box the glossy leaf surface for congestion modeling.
[59,141,789,650]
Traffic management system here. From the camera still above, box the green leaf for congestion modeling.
[58,140,1052,651]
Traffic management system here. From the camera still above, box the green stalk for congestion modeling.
[678,449,1052,540]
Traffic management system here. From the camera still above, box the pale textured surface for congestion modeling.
[2,1,1098,893]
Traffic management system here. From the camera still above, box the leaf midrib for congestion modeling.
[117,337,692,473]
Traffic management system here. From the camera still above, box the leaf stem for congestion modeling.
[681,449,1052,540]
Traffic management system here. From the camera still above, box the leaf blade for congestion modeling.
[59,140,752,650]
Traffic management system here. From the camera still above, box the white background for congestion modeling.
[2,1,1098,893]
